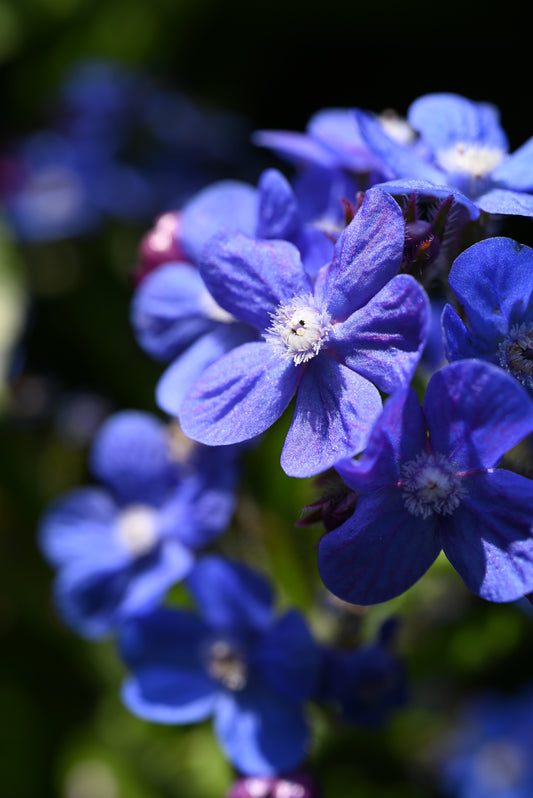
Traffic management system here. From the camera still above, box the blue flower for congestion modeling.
[442,238,533,393]
[318,360,533,604]
[39,411,239,638]
[438,685,533,798]
[119,556,320,776]
[177,187,429,477]
[355,93,533,218]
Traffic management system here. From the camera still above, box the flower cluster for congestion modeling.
[37,90,533,792]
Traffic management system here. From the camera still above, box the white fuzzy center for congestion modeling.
[401,452,465,519]
[116,505,158,556]
[436,142,504,178]
[207,639,247,691]
[264,295,332,365]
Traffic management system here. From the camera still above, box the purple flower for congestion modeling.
[119,556,320,775]
[318,360,533,605]
[442,238,533,393]
[355,93,533,218]
[177,187,429,477]
[39,411,239,638]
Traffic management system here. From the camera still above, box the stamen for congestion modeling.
[264,294,332,365]
[498,323,533,391]
[400,452,465,519]
[207,639,247,691]
[116,505,158,556]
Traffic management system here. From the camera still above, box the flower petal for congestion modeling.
[424,361,533,469]
[130,263,214,362]
[317,489,441,605]
[255,168,301,240]
[408,93,508,151]
[442,470,533,602]
[179,341,300,446]
[156,324,255,417]
[448,238,533,341]
[199,233,312,331]
[187,556,274,634]
[180,180,257,262]
[476,189,533,217]
[315,187,405,320]
[280,358,382,477]
[491,136,533,191]
[214,684,309,775]
[336,387,426,493]
[122,668,216,724]
[331,273,429,393]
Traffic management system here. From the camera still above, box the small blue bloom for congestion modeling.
[177,187,429,477]
[355,93,533,218]
[39,411,239,638]
[442,238,533,393]
[119,556,320,776]
[438,685,533,798]
[318,360,533,604]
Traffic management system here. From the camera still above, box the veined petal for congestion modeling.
[424,361,533,470]
[214,684,309,775]
[317,489,441,605]
[331,274,429,394]
[280,358,382,477]
[476,188,533,217]
[441,304,496,363]
[179,341,300,446]
[336,387,426,493]
[156,323,255,417]
[442,470,533,602]
[372,178,480,221]
[199,233,311,331]
[448,238,533,340]
[315,187,405,320]
[252,129,340,169]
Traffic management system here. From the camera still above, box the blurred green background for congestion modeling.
[1,1,532,797]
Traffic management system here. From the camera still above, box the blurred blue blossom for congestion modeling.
[119,556,320,775]
[439,685,533,798]
[39,410,239,637]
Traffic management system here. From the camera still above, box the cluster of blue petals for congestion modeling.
[37,88,533,784]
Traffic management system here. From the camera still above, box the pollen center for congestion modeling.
[264,294,332,365]
[116,504,158,556]
[436,142,504,178]
[400,452,465,519]
[207,639,247,691]
[498,323,533,391]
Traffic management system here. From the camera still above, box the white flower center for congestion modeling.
[264,294,332,365]
[207,639,247,691]
[436,142,504,178]
[497,323,533,390]
[401,452,465,519]
[379,109,417,146]
[116,504,158,556]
